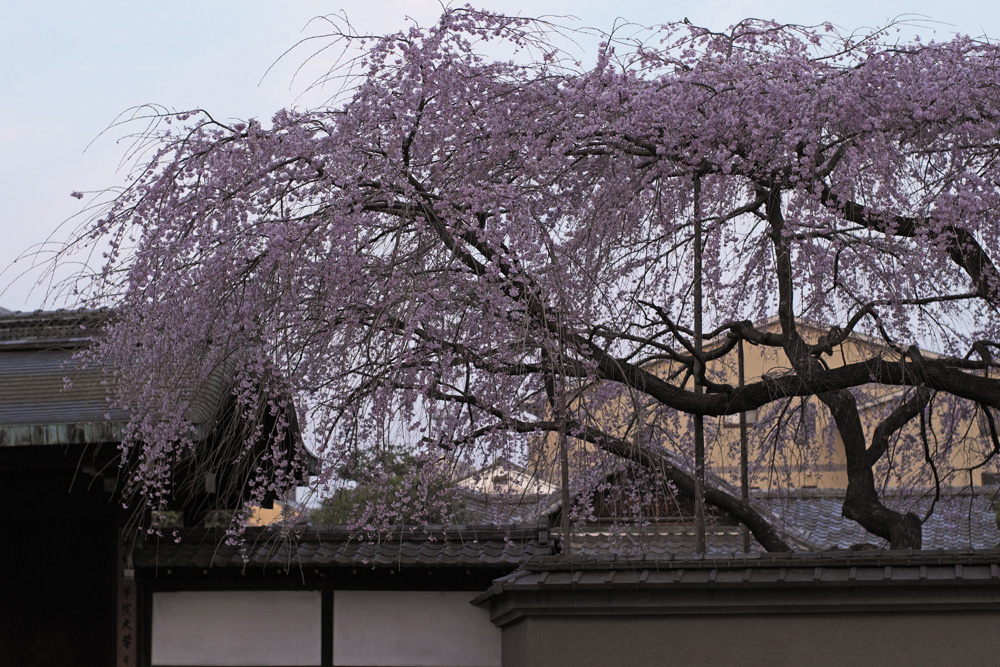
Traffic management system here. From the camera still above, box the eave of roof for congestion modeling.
[0,421,127,447]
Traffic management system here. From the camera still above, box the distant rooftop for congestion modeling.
[472,482,999,553]
[757,487,1000,551]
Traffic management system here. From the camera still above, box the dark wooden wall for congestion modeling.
[0,446,117,667]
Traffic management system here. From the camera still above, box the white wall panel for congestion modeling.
[151,590,322,666]
[333,590,501,666]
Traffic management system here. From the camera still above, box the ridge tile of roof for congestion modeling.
[473,548,1000,604]
[132,524,556,571]
[0,308,110,349]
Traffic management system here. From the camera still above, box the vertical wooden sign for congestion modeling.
[116,524,137,667]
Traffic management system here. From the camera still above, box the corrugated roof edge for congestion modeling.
[519,548,1000,569]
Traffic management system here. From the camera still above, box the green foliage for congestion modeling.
[309,448,471,526]
[200,509,239,528]
[150,510,184,529]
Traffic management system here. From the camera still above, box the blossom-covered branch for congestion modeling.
[64,8,1000,549]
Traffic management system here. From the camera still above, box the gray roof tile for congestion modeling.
[566,526,763,558]
[516,489,997,556]
[757,489,999,550]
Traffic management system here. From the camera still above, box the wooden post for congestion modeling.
[116,519,137,667]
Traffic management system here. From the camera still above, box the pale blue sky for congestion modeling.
[2,1,998,310]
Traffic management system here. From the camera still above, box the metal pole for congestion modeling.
[738,338,750,552]
[693,177,706,554]
[553,341,572,559]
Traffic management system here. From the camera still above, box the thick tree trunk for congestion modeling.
[823,389,923,550]
[765,187,922,550]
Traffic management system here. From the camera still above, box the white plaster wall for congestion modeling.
[151,590,322,666]
[333,590,501,667]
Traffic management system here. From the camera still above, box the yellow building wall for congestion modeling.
[246,502,290,526]
[537,320,992,492]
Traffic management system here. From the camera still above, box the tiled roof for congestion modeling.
[475,485,998,554]
[557,490,998,556]
[0,310,125,440]
[0,347,129,427]
[477,548,1000,600]
[758,489,1000,550]
[133,524,557,570]
[513,458,823,550]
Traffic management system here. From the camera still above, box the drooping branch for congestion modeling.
[821,188,1000,308]
[420,385,792,550]
[391,167,1000,429]
[563,421,792,552]
[498,416,793,552]
[66,12,1000,548]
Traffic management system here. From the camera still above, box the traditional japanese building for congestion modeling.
[0,309,309,665]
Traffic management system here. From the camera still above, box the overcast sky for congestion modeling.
[3,0,999,310]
